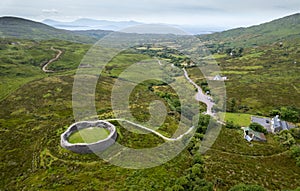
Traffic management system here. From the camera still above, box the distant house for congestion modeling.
[242,127,267,142]
[251,115,295,133]
[213,75,227,81]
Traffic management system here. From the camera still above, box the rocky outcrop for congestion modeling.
[60,120,117,154]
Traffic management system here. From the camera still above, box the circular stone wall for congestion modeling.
[60,120,117,154]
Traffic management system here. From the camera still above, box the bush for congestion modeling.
[249,123,267,134]
[229,184,266,191]
[290,145,300,167]
[225,121,241,129]
[290,128,300,139]
[290,145,300,158]
[275,131,296,147]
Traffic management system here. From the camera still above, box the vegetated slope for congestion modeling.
[0,39,91,101]
[0,17,109,43]
[72,29,112,40]
[200,13,300,47]
[192,13,300,114]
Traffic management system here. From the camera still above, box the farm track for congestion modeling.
[42,47,63,73]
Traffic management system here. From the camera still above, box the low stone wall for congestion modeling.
[60,120,117,154]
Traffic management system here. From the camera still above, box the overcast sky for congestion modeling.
[0,0,299,28]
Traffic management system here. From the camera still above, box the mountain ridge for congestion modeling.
[199,13,300,47]
[0,16,110,43]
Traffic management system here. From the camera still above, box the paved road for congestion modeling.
[183,68,215,116]
[42,47,63,73]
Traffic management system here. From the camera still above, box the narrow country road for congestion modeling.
[42,47,63,73]
[183,68,215,116]
[106,118,195,141]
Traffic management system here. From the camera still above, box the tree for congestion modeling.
[238,47,244,56]
[227,98,237,112]
[280,107,300,124]
[275,131,296,147]
[290,145,300,158]
[192,153,204,165]
[249,123,267,134]
[229,184,266,191]
[225,48,233,55]
[290,128,300,139]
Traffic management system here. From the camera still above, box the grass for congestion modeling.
[223,112,252,127]
[0,39,91,101]
[68,127,110,144]
[209,40,300,115]
[1,36,299,190]
[0,50,191,190]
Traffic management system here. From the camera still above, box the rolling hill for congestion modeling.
[200,13,300,47]
[0,17,110,43]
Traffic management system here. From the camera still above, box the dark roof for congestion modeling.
[243,127,267,142]
[251,116,272,132]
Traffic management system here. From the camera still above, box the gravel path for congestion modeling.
[42,47,63,73]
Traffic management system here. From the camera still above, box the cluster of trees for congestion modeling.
[225,47,244,57]
[275,127,300,167]
[226,98,251,113]
[249,122,268,134]
[270,107,300,124]
[165,114,213,190]
[166,153,214,191]
[134,45,191,65]
[195,79,210,94]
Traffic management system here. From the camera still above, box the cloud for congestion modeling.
[42,8,59,14]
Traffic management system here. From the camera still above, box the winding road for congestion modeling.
[42,47,63,73]
[183,68,215,116]
[106,118,195,141]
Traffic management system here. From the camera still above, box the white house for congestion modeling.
[213,75,227,81]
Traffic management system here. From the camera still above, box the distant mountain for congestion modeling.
[0,17,111,43]
[43,18,225,34]
[43,18,142,31]
[200,13,300,47]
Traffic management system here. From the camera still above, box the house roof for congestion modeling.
[242,127,267,142]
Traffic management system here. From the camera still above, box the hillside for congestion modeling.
[0,17,109,43]
[200,13,300,47]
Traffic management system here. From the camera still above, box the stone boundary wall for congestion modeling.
[60,120,117,154]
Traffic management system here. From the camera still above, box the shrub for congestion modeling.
[225,121,241,129]
[229,184,266,191]
[276,131,296,147]
[290,145,300,158]
[249,123,267,134]
[290,128,300,139]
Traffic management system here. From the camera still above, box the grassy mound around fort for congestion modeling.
[68,127,110,144]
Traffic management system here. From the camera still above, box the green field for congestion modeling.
[68,127,110,144]
[223,112,252,127]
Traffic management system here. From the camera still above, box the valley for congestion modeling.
[0,13,300,191]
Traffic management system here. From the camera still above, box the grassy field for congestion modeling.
[223,112,252,127]
[68,127,110,144]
